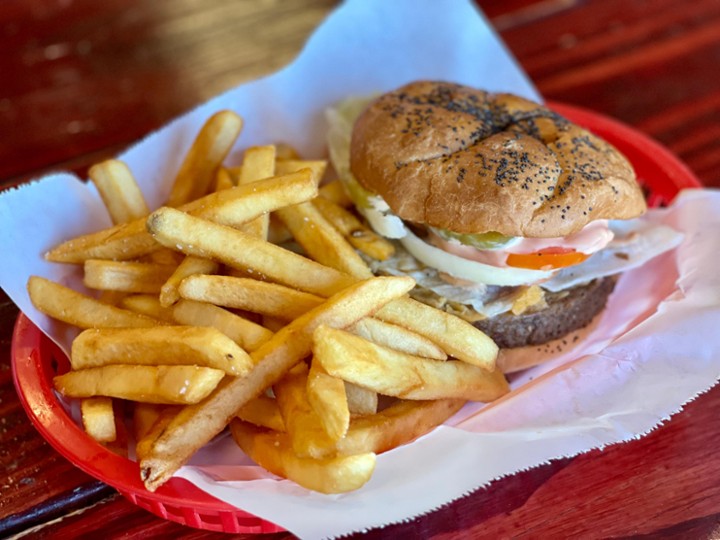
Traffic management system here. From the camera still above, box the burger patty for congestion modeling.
[473,277,616,348]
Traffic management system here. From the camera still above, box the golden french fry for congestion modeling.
[136,407,179,462]
[172,299,272,352]
[350,317,446,360]
[149,248,185,266]
[97,290,127,306]
[84,260,176,294]
[71,326,253,376]
[147,207,357,297]
[133,402,167,442]
[88,159,150,225]
[236,395,285,432]
[45,218,158,265]
[238,145,276,239]
[345,382,378,416]
[140,275,414,491]
[376,297,499,370]
[214,167,235,191]
[336,399,466,456]
[230,420,376,494]
[46,170,317,264]
[313,196,395,261]
[274,363,338,457]
[274,142,300,160]
[307,360,349,442]
[81,397,116,442]
[274,160,327,184]
[267,214,292,244]
[105,399,129,458]
[272,158,369,278]
[28,276,160,329]
[262,315,286,333]
[318,179,352,207]
[178,274,324,320]
[119,294,176,323]
[167,110,243,206]
[313,326,509,401]
[160,256,219,307]
[276,201,372,279]
[240,146,276,185]
[54,365,225,404]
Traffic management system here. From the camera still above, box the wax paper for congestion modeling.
[1,1,719,538]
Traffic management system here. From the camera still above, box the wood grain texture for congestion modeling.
[2,0,720,538]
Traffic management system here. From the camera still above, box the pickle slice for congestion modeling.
[431,227,517,250]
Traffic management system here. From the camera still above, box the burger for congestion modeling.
[327,81,682,371]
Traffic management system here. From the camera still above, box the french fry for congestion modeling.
[276,201,372,279]
[318,179,352,207]
[375,297,499,370]
[159,256,219,307]
[214,167,235,191]
[273,158,370,278]
[166,110,243,206]
[262,315,287,333]
[345,382,378,416]
[55,365,225,404]
[172,299,273,352]
[133,402,166,442]
[233,394,465,456]
[28,276,160,329]
[307,360,349,442]
[336,399,466,456]
[46,170,317,264]
[84,260,176,294]
[238,145,276,239]
[88,159,149,225]
[180,168,319,229]
[81,397,116,442]
[136,407,179,462]
[267,215,292,244]
[350,317,447,360]
[230,420,376,494]
[71,326,253,376]
[274,160,327,184]
[146,207,357,297]
[149,248,185,266]
[105,399,129,458]
[274,363,339,457]
[97,290,127,306]
[313,196,395,261]
[313,326,509,401]
[236,395,285,432]
[178,275,324,320]
[139,275,414,490]
[45,218,158,265]
[119,294,176,323]
[274,142,300,160]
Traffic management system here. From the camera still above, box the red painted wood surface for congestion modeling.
[1,0,719,538]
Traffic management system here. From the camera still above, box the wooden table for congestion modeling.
[2,0,720,537]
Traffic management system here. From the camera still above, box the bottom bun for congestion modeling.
[474,277,616,349]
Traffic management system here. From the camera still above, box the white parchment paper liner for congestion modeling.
[1,1,719,538]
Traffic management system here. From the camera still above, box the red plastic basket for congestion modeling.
[11,102,702,533]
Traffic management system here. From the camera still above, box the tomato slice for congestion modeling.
[505,247,589,270]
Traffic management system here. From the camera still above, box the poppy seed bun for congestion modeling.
[350,81,647,237]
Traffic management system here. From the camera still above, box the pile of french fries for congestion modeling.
[29,110,508,494]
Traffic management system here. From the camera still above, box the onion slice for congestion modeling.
[399,227,554,286]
